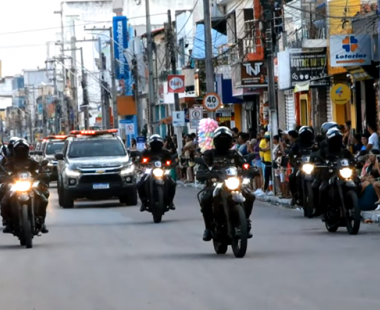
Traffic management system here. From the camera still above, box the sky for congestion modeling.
[0,0,62,77]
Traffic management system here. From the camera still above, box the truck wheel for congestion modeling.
[62,188,74,209]
[120,186,138,206]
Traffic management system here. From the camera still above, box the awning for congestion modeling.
[191,24,228,60]
[159,115,172,125]
[294,82,310,93]
[346,66,373,81]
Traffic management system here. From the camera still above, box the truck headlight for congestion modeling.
[339,168,352,179]
[153,168,164,178]
[65,168,80,177]
[121,164,135,175]
[302,163,314,175]
[225,177,240,190]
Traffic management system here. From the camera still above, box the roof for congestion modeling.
[141,27,165,38]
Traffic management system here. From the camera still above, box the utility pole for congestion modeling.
[78,47,90,129]
[145,0,155,134]
[167,10,183,154]
[109,29,118,129]
[203,0,215,118]
[84,28,116,129]
[98,38,107,129]
[132,53,142,134]
[70,20,79,130]
[263,2,278,194]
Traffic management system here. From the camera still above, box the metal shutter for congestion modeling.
[285,92,296,130]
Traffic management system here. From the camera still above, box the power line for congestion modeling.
[0,13,167,36]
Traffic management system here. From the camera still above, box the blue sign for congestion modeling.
[113,16,129,80]
[136,136,146,151]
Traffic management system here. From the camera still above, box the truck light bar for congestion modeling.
[70,129,118,136]
[44,135,68,140]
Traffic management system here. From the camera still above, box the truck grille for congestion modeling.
[79,174,122,184]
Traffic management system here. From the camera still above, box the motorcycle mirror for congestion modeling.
[55,153,64,160]
[40,160,49,167]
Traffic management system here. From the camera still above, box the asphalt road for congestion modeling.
[0,185,379,310]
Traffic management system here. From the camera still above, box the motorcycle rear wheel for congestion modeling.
[230,204,248,258]
[345,190,361,235]
[21,204,33,249]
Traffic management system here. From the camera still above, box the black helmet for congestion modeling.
[148,134,164,151]
[213,126,233,153]
[298,126,314,146]
[8,137,20,157]
[12,139,30,160]
[326,127,343,153]
[321,122,338,136]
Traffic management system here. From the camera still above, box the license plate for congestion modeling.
[93,183,109,189]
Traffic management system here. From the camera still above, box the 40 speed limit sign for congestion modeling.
[202,92,221,111]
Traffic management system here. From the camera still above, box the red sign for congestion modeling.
[167,75,185,93]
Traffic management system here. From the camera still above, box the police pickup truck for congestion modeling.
[55,129,137,208]
[32,135,67,181]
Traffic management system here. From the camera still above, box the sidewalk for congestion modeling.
[176,180,380,225]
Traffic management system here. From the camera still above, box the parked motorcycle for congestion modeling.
[1,160,50,248]
[141,157,175,223]
[196,158,251,258]
[306,158,360,234]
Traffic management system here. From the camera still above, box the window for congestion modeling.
[68,139,126,158]
[46,141,64,155]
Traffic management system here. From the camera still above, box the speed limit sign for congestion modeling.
[202,92,221,111]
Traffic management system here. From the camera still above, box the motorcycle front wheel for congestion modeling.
[213,239,228,255]
[21,204,33,249]
[344,190,361,235]
[152,185,164,224]
[230,204,248,258]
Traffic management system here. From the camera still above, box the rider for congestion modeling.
[1,139,49,233]
[0,137,19,166]
[311,127,354,217]
[137,134,176,212]
[197,126,255,241]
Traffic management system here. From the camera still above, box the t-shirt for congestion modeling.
[261,141,271,162]
[368,132,379,150]
[259,139,266,159]
[359,184,378,211]
[238,143,248,155]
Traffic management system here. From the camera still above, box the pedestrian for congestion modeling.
[366,123,379,151]
[260,132,272,193]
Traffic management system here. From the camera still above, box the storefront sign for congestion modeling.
[241,62,267,85]
[330,83,351,105]
[290,51,327,86]
[167,75,185,93]
[330,34,371,67]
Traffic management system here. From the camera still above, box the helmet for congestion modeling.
[12,139,30,160]
[321,122,338,136]
[7,137,20,157]
[213,126,233,153]
[298,126,314,146]
[148,134,164,151]
[326,127,343,153]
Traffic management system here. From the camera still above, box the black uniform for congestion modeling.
[197,149,255,236]
[137,148,176,208]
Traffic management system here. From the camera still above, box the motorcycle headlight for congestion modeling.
[121,164,135,175]
[65,168,80,177]
[302,163,314,175]
[339,168,353,179]
[225,177,240,190]
[153,168,164,178]
[12,181,32,192]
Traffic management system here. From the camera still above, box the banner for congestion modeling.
[290,51,327,86]
[113,16,129,80]
[167,75,185,93]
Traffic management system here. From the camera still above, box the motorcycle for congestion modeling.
[299,155,319,218]
[304,158,360,234]
[1,160,50,248]
[141,157,175,223]
[196,158,251,258]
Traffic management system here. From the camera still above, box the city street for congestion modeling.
[0,185,379,310]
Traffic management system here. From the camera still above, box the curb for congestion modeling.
[362,211,380,223]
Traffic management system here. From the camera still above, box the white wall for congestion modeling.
[0,77,12,97]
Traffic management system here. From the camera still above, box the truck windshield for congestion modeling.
[68,139,126,158]
[46,142,64,155]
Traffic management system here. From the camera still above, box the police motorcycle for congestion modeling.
[140,155,175,223]
[196,157,251,258]
[0,160,50,248]
[310,157,360,234]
